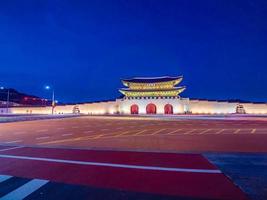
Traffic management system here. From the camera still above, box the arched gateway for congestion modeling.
[119,76,186,115]
[146,103,157,114]
[130,104,139,114]
[164,104,173,114]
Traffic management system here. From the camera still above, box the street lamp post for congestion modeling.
[45,86,55,115]
[0,87,10,114]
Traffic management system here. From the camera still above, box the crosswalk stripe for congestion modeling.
[0,175,12,183]
[1,179,49,200]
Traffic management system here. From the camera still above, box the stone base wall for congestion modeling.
[3,98,267,115]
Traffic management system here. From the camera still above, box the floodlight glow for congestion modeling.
[45,86,50,90]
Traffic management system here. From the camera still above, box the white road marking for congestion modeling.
[57,127,65,130]
[5,140,22,144]
[62,133,73,137]
[36,136,50,140]
[0,146,24,152]
[0,154,222,174]
[0,175,12,183]
[1,179,49,200]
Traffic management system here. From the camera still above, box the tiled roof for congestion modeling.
[122,76,183,83]
[119,86,186,92]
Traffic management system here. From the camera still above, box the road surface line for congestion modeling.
[36,136,50,140]
[5,140,22,144]
[112,131,130,137]
[234,129,241,134]
[57,127,65,130]
[199,129,211,135]
[62,133,73,137]
[251,129,256,133]
[184,129,196,135]
[133,130,147,136]
[1,179,49,200]
[0,154,222,174]
[150,129,166,135]
[0,146,24,152]
[91,134,104,139]
[0,175,12,183]
[167,129,182,135]
[215,129,225,134]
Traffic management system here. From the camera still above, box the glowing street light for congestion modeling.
[44,85,55,114]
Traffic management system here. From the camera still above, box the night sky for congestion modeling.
[0,0,266,103]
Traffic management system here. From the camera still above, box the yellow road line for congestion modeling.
[184,129,196,135]
[167,129,182,135]
[198,129,211,135]
[133,130,147,136]
[215,129,225,134]
[150,129,166,135]
[234,129,241,134]
[103,131,130,138]
[251,129,256,134]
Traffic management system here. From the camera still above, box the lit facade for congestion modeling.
[4,76,267,115]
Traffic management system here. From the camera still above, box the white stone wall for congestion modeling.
[78,101,119,115]
[118,97,189,114]
[242,103,267,114]
[9,106,52,114]
[188,100,238,114]
[4,98,267,115]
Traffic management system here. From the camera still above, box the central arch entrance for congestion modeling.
[146,103,157,114]
[130,104,139,114]
[164,104,173,114]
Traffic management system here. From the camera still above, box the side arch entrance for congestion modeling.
[164,104,173,114]
[146,103,157,114]
[130,104,139,114]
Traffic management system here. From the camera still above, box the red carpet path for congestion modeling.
[0,145,248,200]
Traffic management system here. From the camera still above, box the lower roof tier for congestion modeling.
[119,87,186,97]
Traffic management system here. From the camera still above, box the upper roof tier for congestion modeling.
[122,76,183,84]
[122,76,184,89]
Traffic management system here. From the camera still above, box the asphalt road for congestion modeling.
[0,115,266,199]
[0,146,247,200]
[0,116,267,153]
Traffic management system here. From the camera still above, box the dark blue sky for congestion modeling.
[0,0,266,102]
